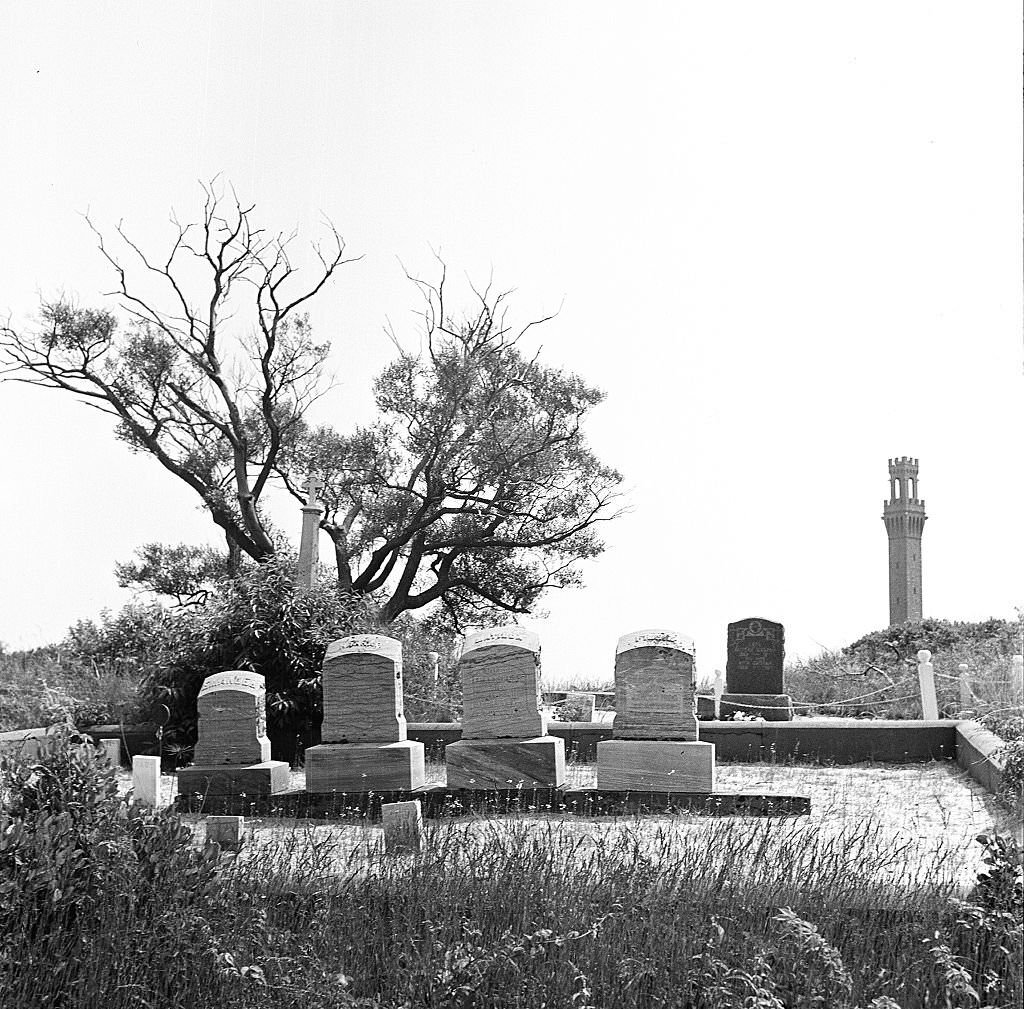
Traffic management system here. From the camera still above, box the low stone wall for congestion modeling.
[0,726,53,760]
[408,718,959,764]
[956,721,1016,805]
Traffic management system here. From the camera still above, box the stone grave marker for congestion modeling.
[133,754,161,806]
[305,635,425,793]
[192,670,271,766]
[597,629,715,792]
[206,815,245,850]
[177,671,289,798]
[613,629,698,740]
[461,626,546,739]
[382,799,423,853]
[98,737,121,766]
[561,692,596,722]
[445,627,565,789]
[720,617,793,720]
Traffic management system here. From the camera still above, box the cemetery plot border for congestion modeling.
[174,784,812,819]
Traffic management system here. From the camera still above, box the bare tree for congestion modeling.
[1,181,358,568]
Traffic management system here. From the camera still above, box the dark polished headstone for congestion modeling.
[726,618,785,695]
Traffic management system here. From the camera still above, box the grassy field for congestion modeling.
[4,731,1022,1007]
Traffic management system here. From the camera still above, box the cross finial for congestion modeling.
[304,475,324,507]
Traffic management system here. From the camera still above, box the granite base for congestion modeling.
[305,740,425,793]
[719,693,794,721]
[176,760,290,797]
[597,740,716,792]
[445,736,565,789]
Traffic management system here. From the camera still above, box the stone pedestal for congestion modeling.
[445,736,565,790]
[306,740,425,793]
[177,760,290,797]
[596,740,716,792]
[719,693,794,721]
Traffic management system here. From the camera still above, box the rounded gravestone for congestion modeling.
[193,670,271,766]
[459,627,545,739]
[613,629,698,741]
[321,634,406,744]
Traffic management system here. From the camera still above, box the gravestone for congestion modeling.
[597,629,715,792]
[305,635,425,793]
[561,692,596,722]
[193,670,271,765]
[98,737,121,766]
[177,671,289,798]
[133,754,161,806]
[461,626,546,739]
[206,815,245,850]
[720,617,794,721]
[726,618,785,693]
[445,628,565,789]
[613,629,698,740]
[382,799,423,853]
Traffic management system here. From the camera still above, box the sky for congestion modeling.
[1,2,1021,684]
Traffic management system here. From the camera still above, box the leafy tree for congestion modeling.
[282,270,624,629]
[115,542,230,607]
[2,185,624,628]
[0,180,356,570]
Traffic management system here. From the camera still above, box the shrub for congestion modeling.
[786,617,1023,726]
[0,728,233,1004]
[0,645,149,732]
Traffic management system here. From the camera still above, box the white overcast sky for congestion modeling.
[1,2,1021,681]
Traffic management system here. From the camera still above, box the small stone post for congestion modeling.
[297,476,324,589]
[206,815,246,850]
[958,663,972,712]
[427,651,440,685]
[382,799,423,853]
[917,650,938,720]
[133,755,161,807]
[98,738,121,766]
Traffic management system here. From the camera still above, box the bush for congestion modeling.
[786,617,1023,727]
[0,645,149,733]
[0,728,234,1005]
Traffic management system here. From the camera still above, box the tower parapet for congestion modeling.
[883,457,926,624]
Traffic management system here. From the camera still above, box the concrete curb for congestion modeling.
[955,720,1018,807]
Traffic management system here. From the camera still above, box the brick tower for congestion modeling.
[882,457,927,625]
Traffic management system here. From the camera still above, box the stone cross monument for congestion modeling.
[297,476,324,589]
[883,457,926,625]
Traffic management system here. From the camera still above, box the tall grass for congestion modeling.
[3,732,1021,1008]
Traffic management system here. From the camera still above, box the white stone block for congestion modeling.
[132,755,161,807]
[98,738,121,766]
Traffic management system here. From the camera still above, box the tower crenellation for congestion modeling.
[882,456,926,625]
